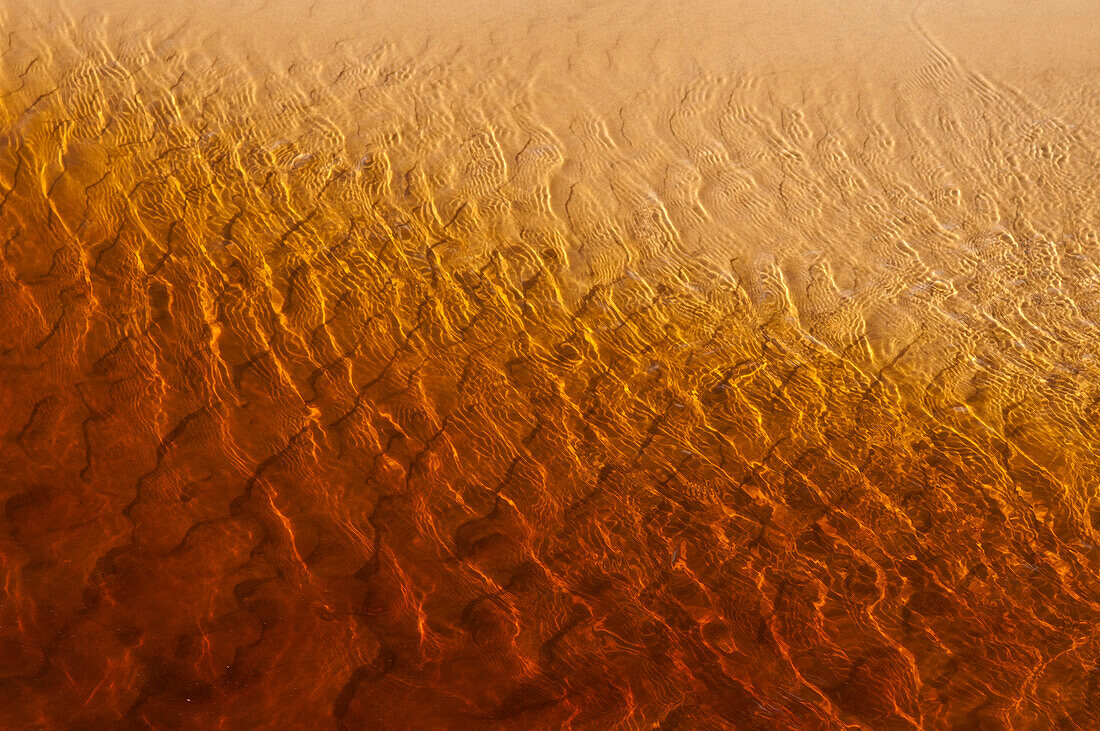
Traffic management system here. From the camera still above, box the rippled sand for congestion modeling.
[3,0,1100,728]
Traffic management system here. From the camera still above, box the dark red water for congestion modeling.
[3,1,1100,728]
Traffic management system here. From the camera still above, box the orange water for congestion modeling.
[2,1,1100,728]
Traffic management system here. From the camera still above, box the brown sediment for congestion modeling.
[2,1,1100,728]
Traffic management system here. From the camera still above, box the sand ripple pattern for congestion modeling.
[2,8,1100,730]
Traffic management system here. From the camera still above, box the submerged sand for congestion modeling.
[2,0,1100,728]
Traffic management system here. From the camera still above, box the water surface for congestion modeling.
[2,0,1100,728]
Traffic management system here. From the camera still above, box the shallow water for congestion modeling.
[2,0,1100,728]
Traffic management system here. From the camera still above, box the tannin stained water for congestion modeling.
[2,0,1100,728]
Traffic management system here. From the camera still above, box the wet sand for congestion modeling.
[2,0,1100,728]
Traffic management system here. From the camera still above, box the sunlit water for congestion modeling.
[2,0,1100,728]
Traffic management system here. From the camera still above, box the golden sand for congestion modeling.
[2,0,1100,727]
